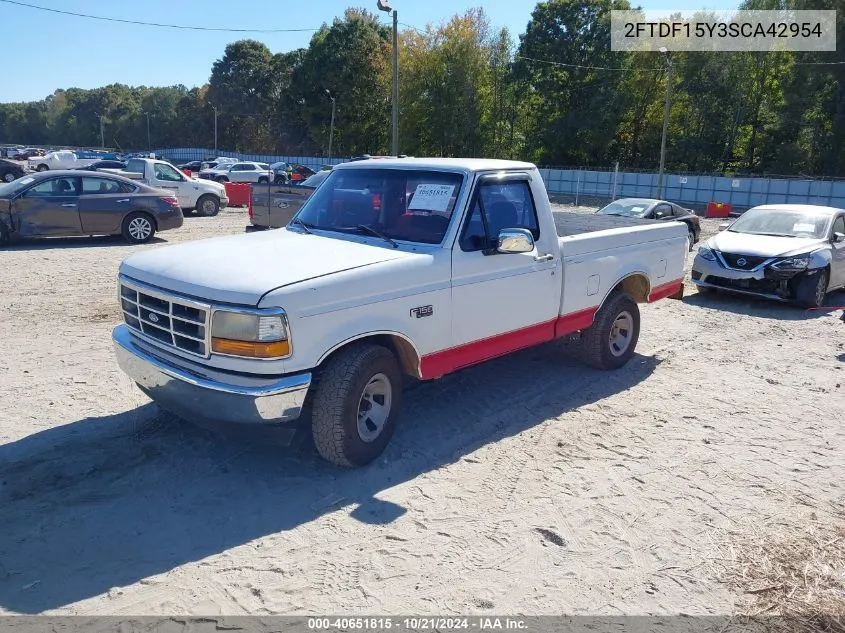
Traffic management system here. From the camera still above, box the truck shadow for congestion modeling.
[0,343,659,613]
[683,287,845,321]
[5,235,167,250]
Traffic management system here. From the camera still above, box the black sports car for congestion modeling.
[597,197,701,250]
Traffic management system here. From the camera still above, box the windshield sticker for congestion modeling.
[409,184,455,212]
[629,206,645,213]
[793,222,816,233]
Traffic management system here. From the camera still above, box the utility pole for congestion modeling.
[212,106,218,154]
[377,0,399,155]
[656,47,673,199]
[95,112,105,149]
[144,112,151,152]
[325,90,336,161]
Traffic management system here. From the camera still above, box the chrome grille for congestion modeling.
[119,279,210,357]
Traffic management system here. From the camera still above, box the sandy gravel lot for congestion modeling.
[1,205,843,617]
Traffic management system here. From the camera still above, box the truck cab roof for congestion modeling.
[334,157,536,173]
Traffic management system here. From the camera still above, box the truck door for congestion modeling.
[150,162,191,208]
[12,175,83,236]
[830,215,845,288]
[449,173,561,365]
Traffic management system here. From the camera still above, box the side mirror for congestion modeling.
[496,228,535,254]
[833,232,845,243]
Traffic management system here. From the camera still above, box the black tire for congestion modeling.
[36,164,49,172]
[577,291,640,370]
[1,171,17,183]
[311,343,403,467]
[196,194,220,217]
[121,212,155,244]
[216,176,228,184]
[274,175,287,185]
[687,228,695,251]
[257,176,269,184]
[793,267,829,308]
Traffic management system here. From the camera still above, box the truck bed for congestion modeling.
[553,211,662,237]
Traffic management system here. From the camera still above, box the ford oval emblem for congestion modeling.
[148,313,160,323]
[736,257,747,267]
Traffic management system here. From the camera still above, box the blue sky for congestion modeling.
[0,0,737,103]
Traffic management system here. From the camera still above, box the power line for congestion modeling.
[516,55,665,72]
[0,0,321,32]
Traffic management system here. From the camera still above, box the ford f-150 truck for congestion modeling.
[112,158,688,467]
[107,158,229,217]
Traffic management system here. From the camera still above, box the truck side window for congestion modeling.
[460,180,539,252]
[154,164,183,182]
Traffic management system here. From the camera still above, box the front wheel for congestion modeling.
[36,164,49,172]
[121,212,155,244]
[794,268,829,308]
[257,176,269,184]
[2,171,16,183]
[312,343,403,467]
[196,194,220,217]
[577,291,640,370]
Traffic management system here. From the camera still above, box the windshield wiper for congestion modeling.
[289,217,314,234]
[752,232,796,237]
[348,224,399,248]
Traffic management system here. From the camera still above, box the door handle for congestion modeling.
[61,203,77,207]
[534,253,555,262]
[116,198,130,203]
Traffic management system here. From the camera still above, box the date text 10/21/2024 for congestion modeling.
[307,617,528,631]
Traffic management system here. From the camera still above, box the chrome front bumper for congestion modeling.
[113,325,311,425]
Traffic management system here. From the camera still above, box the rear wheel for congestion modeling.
[196,194,220,217]
[121,212,155,244]
[2,171,16,183]
[312,343,403,467]
[687,227,695,251]
[257,176,269,184]
[577,292,640,370]
[36,164,48,172]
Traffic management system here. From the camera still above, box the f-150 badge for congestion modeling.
[410,305,433,319]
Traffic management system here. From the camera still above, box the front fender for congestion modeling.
[808,248,832,269]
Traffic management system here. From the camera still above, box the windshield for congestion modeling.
[294,168,464,244]
[301,170,330,188]
[727,207,830,238]
[0,176,35,197]
[597,200,654,217]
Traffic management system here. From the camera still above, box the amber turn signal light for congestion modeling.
[211,337,290,358]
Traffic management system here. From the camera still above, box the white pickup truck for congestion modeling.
[112,158,688,467]
[108,158,229,217]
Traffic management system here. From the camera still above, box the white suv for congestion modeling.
[203,161,273,184]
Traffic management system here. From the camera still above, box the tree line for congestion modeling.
[1,0,843,177]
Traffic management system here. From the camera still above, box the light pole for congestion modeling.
[377,0,398,155]
[144,112,151,152]
[656,46,673,199]
[95,112,105,148]
[325,89,336,161]
[212,105,218,154]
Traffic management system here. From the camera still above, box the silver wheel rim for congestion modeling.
[3,173,14,183]
[357,373,392,443]
[128,217,152,241]
[202,198,216,214]
[815,273,827,306]
[609,310,634,357]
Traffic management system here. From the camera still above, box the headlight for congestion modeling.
[771,255,811,270]
[697,246,716,261]
[211,310,290,358]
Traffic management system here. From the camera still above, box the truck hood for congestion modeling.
[707,230,827,258]
[119,229,415,306]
